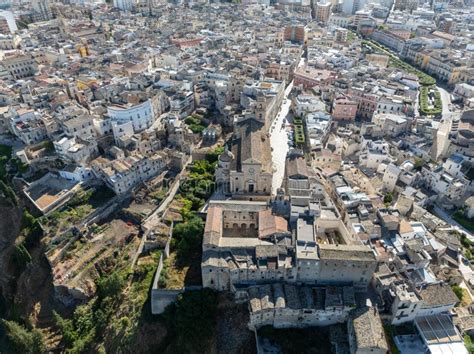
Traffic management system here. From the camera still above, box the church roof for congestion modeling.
[230,117,272,172]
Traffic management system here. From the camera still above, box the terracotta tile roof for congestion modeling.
[204,206,222,234]
[258,209,288,238]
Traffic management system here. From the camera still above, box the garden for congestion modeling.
[184,114,207,134]
[419,85,442,116]
[158,147,223,289]
[293,117,306,146]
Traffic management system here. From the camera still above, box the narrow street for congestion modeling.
[141,157,192,238]
[132,155,192,269]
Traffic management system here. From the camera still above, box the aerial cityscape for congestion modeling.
[0,0,473,352]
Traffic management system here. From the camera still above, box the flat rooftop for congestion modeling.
[319,244,376,262]
[25,173,78,212]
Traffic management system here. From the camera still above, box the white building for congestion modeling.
[61,115,96,141]
[31,0,53,21]
[372,113,410,137]
[107,99,155,133]
[170,91,195,118]
[93,117,112,136]
[328,13,353,28]
[390,283,421,325]
[111,121,134,144]
[342,0,365,14]
[91,153,166,195]
[54,136,98,165]
[59,165,93,182]
[421,163,469,207]
[453,83,474,104]
[0,34,20,50]
[382,163,401,193]
[306,112,331,151]
[359,137,393,169]
[294,94,326,117]
[9,109,47,145]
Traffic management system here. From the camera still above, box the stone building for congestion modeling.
[201,200,378,291]
[247,284,356,330]
[348,307,389,354]
[216,117,273,198]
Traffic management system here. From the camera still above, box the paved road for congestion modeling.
[438,86,451,117]
[270,81,293,194]
[458,254,474,286]
[269,56,305,194]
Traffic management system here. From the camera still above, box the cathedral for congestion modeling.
[216,116,273,199]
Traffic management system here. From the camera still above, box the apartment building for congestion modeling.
[54,137,98,165]
[370,30,406,54]
[91,153,166,194]
[332,96,358,121]
[294,67,336,90]
[284,25,307,44]
[314,2,332,23]
[1,52,38,80]
[107,99,155,133]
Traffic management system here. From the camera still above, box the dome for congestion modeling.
[219,147,234,163]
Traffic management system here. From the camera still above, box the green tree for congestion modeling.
[465,249,473,260]
[163,289,218,352]
[173,216,204,256]
[0,180,18,205]
[68,330,95,354]
[22,210,36,229]
[461,234,472,249]
[74,304,94,336]
[464,334,474,354]
[384,192,393,205]
[1,320,45,354]
[96,272,125,299]
[54,311,78,347]
[205,146,224,164]
[414,157,424,171]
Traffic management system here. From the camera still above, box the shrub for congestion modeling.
[13,243,32,270]
[96,272,125,299]
[452,285,464,301]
